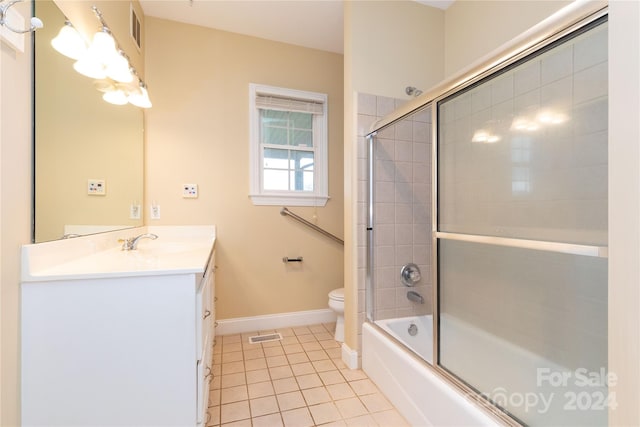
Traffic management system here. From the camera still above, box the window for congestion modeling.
[249,84,329,206]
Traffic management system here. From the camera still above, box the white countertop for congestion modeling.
[21,226,216,282]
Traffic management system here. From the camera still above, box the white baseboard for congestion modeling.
[342,342,360,369]
[216,309,337,336]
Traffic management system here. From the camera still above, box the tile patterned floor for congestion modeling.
[208,323,410,427]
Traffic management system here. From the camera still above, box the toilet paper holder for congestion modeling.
[282,256,303,263]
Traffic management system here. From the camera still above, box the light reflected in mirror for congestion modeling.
[34,0,144,243]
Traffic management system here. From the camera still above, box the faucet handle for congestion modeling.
[401,263,421,287]
[118,238,134,251]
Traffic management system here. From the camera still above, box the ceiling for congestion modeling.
[139,0,454,55]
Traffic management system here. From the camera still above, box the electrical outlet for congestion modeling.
[150,204,161,220]
[88,179,106,195]
[129,204,141,220]
[182,184,198,198]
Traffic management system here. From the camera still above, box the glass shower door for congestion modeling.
[367,104,434,365]
[436,18,609,426]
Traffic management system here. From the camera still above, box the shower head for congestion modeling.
[405,86,423,97]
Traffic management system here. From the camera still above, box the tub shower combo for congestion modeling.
[362,4,608,426]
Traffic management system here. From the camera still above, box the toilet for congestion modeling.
[328,287,345,342]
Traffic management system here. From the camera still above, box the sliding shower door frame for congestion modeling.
[364,2,609,426]
[430,7,609,426]
[366,132,375,323]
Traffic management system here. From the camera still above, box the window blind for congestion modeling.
[255,94,324,115]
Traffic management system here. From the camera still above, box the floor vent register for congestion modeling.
[248,333,283,344]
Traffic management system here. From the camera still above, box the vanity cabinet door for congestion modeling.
[197,336,214,426]
[207,249,216,342]
[196,250,215,358]
[196,250,216,425]
[22,275,198,426]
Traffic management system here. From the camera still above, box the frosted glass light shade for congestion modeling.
[90,29,117,60]
[128,85,152,108]
[72,29,117,80]
[103,89,128,105]
[51,22,86,60]
[93,80,115,93]
[105,53,134,83]
[73,55,107,79]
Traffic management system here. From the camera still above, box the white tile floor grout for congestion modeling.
[208,323,410,427]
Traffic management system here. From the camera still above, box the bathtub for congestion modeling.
[376,315,433,364]
[364,316,608,426]
[362,319,500,427]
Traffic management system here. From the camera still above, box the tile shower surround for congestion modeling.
[356,93,433,352]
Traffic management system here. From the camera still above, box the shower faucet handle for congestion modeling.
[401,263,421,287]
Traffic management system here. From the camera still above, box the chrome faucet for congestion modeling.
[407,291,424,304]
[120,233,158,251]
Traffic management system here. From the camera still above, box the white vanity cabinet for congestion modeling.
[21,226,216,427]
[197,248,216,426]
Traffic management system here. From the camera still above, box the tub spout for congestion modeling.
[407,291,424,304]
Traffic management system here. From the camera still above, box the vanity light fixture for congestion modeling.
[73,54,107,79]
[105,50,135,83]
[52,5,152,109]
[51,20,86,60]
[93,78,152,109]
[127,81,152,108]
[0,0,43,34]
[102,88,129,105]
[72,27,116,80]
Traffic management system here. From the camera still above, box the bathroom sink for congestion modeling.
[21,226,216,281]
[136,240,202,254]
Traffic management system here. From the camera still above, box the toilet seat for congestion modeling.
[329,288,344,301]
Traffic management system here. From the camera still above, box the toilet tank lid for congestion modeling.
[329,288,344,300]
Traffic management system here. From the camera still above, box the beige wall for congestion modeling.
[350,0,445,99]
[444,0,570,77]
[1,1,33,425]
[144,17,344,320]
[343,0,445,355]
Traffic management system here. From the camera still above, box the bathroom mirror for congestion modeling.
[33,0,144,243]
